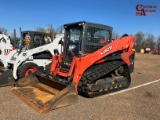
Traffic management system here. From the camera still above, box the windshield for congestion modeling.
[66,26,83,57]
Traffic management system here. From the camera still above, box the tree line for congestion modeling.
[134,32,160,52]
[112,31,160,53]
[1,27,160,52]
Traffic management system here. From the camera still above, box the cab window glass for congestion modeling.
[33,34,43,47]
[86,27,110,44]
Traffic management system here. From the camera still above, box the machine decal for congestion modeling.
[100,46,113,55]
[4,49,12,55]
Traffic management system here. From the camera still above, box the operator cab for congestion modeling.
[20,31,53,50]
[60,21,112,71]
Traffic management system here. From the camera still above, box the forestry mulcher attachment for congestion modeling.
[12,21,135,113]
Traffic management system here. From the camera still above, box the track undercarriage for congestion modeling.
[48,60,131,97]
[78,61,131,97]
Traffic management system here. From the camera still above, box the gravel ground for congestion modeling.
[0,53,160,120]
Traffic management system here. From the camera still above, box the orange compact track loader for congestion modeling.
[11,21,135,113]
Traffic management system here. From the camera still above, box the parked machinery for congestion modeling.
[0,32,13,67]
[11,21,135,113]
[0,31,63,86]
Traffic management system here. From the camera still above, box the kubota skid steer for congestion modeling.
[11,21,135,113]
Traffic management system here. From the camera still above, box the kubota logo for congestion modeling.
[100,46,112,55]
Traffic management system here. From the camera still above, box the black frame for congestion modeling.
[21,31,52,49]
[60,21,113,70]
[63,21,113,54]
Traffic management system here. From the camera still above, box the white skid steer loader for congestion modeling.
[0,31,64,86]
[0,32,14,67]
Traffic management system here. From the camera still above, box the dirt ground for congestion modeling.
[0,53,160,120]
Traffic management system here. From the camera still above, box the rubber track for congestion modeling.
[78,61,125,97]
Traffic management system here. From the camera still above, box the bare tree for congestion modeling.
[47,24,56,36]
[35,27,45,32]
[0,28,8,35]
[134,32,145,52]
[112,30,120,39]
[157,36,160,44]
[145,33,156,51]
[55,25,64,34]
[156,36,160,54]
